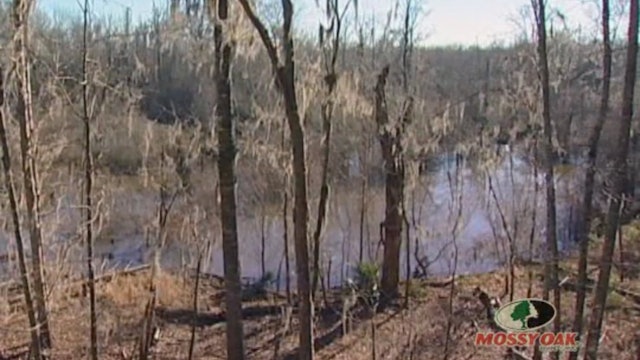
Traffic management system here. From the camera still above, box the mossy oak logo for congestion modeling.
[494,299,556,331]
[475,298,579,352]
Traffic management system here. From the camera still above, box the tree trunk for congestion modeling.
[187,256,201,360]
[569,2,611,359]
[81,0,99,358]
[375,66,404,301]
[278,3,314,355]
[311,53,337,297]
[312,0,348,297]
[261,208,266,278]
[279,63,314,360]
[533,0,560,339]
[358,164,368,264]
[213,0,246,358]
[237,0,313,357]
[532,2,560,358]
[584,0,638,358]
[283,125,292,304]
[12,0,52,350]
[527,142,539,299]
[0,66,42,360]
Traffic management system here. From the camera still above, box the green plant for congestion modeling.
[242,271,275,301]
[351,262,380,306]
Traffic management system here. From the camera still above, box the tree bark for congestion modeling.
[375,66,404,301]
[213,0,246,358]
[569,2,611,359]
[12,0,52,350]
[584,0,638,358]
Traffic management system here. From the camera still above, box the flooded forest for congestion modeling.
[0,0,639,359]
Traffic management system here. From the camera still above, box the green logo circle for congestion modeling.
[494,299,556,332]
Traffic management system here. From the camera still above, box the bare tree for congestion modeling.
[0,67,43,359]
[532,1,560,357]
[570,1,612,358]
[140,150,179,360]
[81,0,99,358]
[212,0,246,357]
[400,0,416,310]
[237,0,314,358]
[311,0,349,297]
[356,19,372,266]
[12,0,52,350]
[584,0,639,358]
[487,173,516,302]
[187,256,202,360]
[443,166,463,360]
[527,144,539,299]
[282,123,292,304]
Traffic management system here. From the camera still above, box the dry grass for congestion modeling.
[316,264,640,360]
[98,270,190,310]
[0,236,639,359]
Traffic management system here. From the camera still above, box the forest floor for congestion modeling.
[0,238,639,359]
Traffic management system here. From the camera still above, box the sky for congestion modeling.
[37,0,627,47]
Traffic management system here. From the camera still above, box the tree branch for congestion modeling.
[236,0,280,69]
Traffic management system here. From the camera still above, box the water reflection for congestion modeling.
[0,150,583,290]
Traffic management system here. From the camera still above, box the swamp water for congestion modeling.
[0,151,583,290]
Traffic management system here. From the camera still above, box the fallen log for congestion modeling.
[423,276,457,288]
[189,270,288,301]
[613,286,640,305]
[156,303,291,326]
[74,263,151,297]
[4,264,151,311]
[188,270,224,284]
[559,276,640,305]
